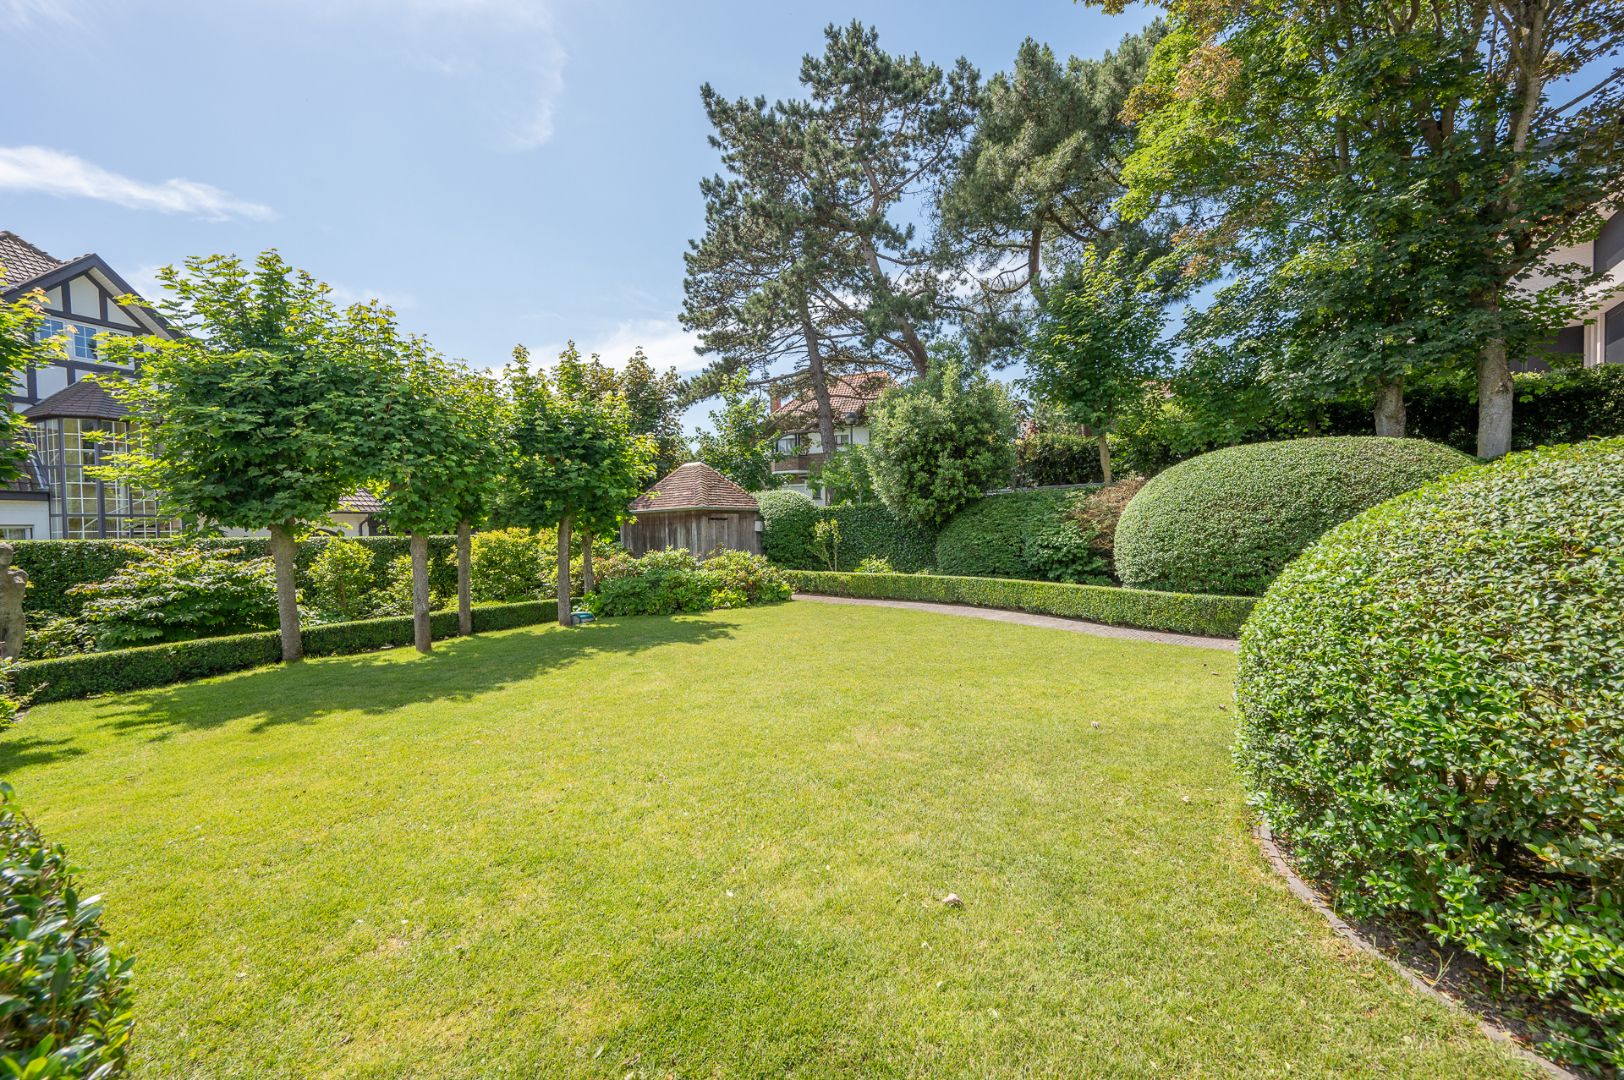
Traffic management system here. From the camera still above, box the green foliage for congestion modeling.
[0,290,50,490]
[805,446,876,506]
[12,601,555,704]
[694,371,778,492]
[1015,428,1105,486]
[68,545,278,650]
[618,348,690,479]
[585,549,789,618]
[306,538,378,622]
[1114,437,1474,596]
[853,556,894,574]
[868,360,1019,528]
[469,529,547,603]
[0,783,134,1079]
[98,252,385,534]
[758,492,935,573]
[1068,477,1149,572]
[811,519,841,572]
[787,570,1254,638]
[10,536,459,620]
[934,489,1107,584]
[1234,438,1624,1071]
[20,619,96,663]
[1027,248,1171,483]
[375,553,454,618]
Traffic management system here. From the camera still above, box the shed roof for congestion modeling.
[629,462,759,513]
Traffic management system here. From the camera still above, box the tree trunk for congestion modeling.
[798,293,838,502]
[582,532,595,595]
[1096,433,1113,487]
[267,522,303,663]
[556,514,573,627]
[456,520,472,637]
[1373,378,1406,438]
[1477,338,1514,459]
[410,532,431,654]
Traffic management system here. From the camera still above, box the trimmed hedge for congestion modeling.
[786,570,1254,638]
[933,488,1105,583]
[758,491,935,572]
[14,535,460,617]
[1235,437,1624,1071]
[13,601,554,704]
[1114,436,1474,596]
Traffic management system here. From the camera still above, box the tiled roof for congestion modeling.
[630,462,759,513]
[24,379,128,422]
[338,489,385,514]
[2,458,49,497]
[772,371,894,426]
[0,232,66,291]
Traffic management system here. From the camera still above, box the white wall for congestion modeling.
[0,502,51,540]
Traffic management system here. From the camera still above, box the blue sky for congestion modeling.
[1,0,1155,413]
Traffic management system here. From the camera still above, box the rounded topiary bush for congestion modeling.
[757,490,821,568]
[1113,436,1474,595]
[1235,438,1624,1070]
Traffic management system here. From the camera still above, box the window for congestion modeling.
[775,435,800,456]
[31,418,177,539]
[1517,324,1585,372]
[1598,209,1624,276]
[1607,300,1624,365]
[33,318,119,362]
[0,527,31,541]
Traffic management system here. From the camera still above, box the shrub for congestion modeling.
[853,556,894,574]
[934,489,1107,584]
[470,528,548,603]
[759,492,934,573]
[375,553,454,617]
[0,783,135,1078]
[12,601,556,704]
[12,535,461,618]
[868,358,1019,528]
[1234,438,1624,1071]
[1114,436,1474,596]
[306,537,379,621]
[811,519,841,571]
[787,570,1254,638]
[586,549,789,617]
[1015,429,1104,487]
[68,545,278,650]
[1069,477,1149,573]
[20,616,95,661]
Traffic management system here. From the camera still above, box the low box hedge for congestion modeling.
[13,601,554,704]
[785,571,1254,638]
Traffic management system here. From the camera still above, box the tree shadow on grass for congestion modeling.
[35,615,739,756]
[0,733,86,773]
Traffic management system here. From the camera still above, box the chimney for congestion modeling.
[770,387,782,412]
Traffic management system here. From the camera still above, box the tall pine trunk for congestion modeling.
[1373,378,1406,438]
[267,522,303,663]
[1096,433,1113,487]
[1477,338,1514,459]
[410,532,431,654]
[556,513,573,627]
[582,532,595,595]
[798,293,838,504]
[456,520,472,637]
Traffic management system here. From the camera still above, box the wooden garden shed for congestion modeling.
[620,462,762,557]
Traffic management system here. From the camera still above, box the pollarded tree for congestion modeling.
[1026,249,1173,485]
[360,306,506,650]
[102,252,384,662]
[694,371,779,493]
[868,352,1019,528]
[502,345,654,626]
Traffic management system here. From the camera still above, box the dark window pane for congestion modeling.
[1598,209,1624,275]
[1607,300,1624,365]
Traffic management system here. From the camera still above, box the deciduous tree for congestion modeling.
[695,371,779,493]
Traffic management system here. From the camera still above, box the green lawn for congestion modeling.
[2,602,1534,1078]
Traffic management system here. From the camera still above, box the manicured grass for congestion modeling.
[2,603,1534,1078]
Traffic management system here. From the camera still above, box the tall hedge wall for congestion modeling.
[12,600,554,703]
[787,570,1254,638]
[758,492,935,572]
[933,487,1104,582]
[13,535,460,616]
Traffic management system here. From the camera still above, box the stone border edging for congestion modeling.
[1254,821,1580,1080]
[792,592,1238,651]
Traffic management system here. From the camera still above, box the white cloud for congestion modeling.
[0,0,74,27]
[0,147,274,222]
[536,318,706,374]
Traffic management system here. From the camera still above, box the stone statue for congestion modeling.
[0,543,26,661]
